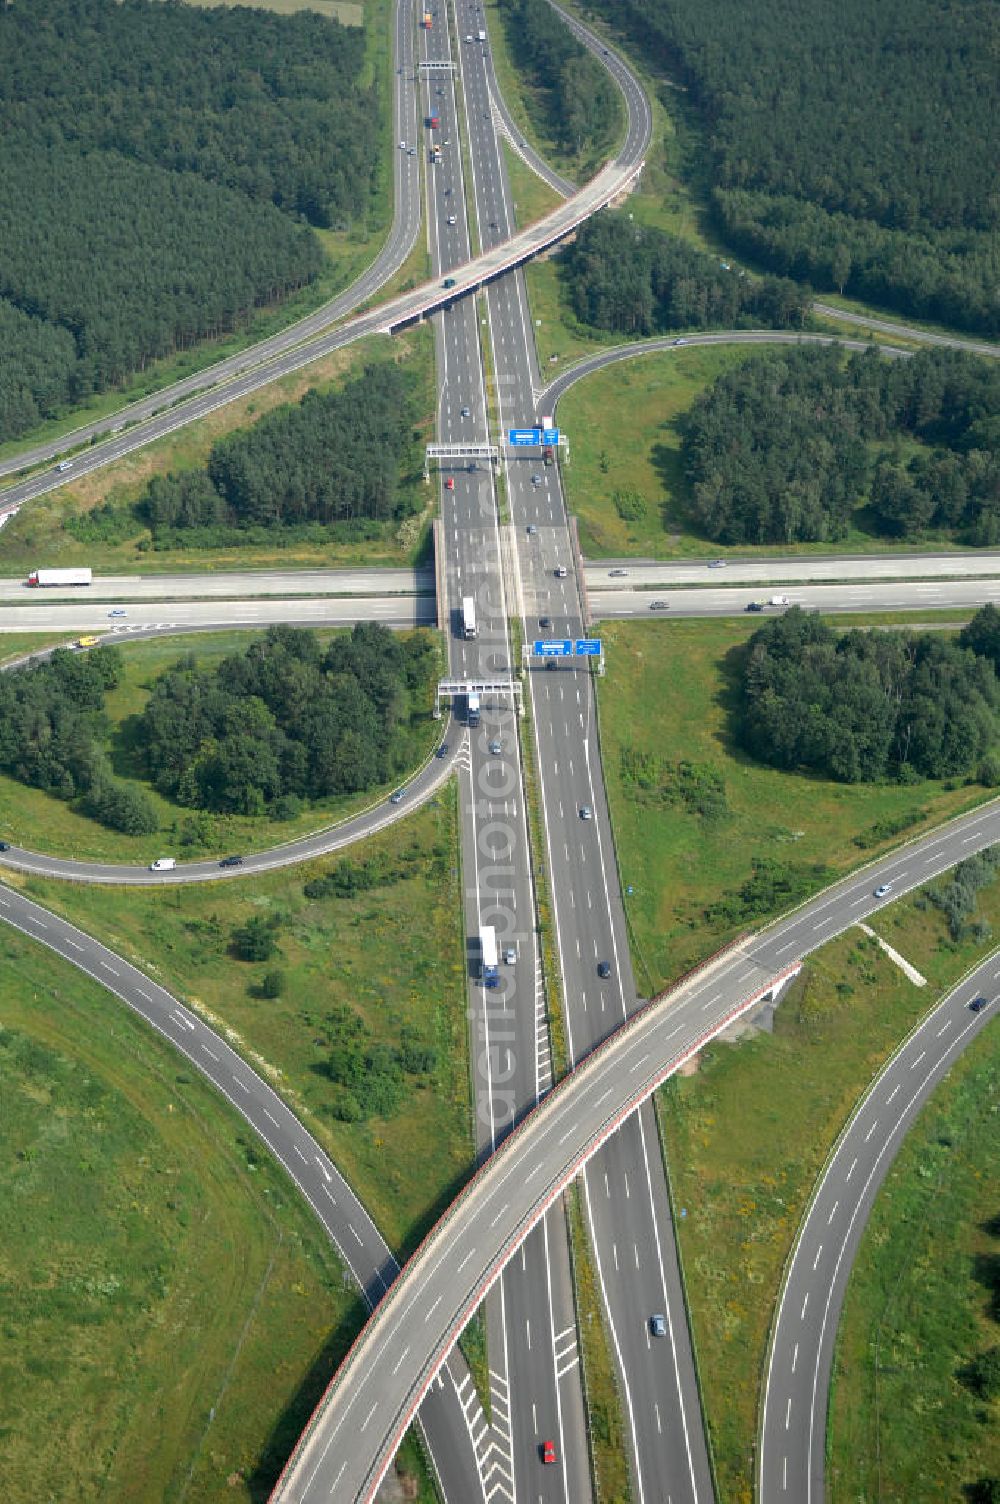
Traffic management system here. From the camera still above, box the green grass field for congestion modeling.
[556,345,760,556]
[0,628,441,863]
[596,617,989,990]
[0,923,369,1504]
[501,140,563,231]
[17,787,471,1258]
[828,1025,1000,1503]
[1,327,434,576]
[659,888,1000,1504]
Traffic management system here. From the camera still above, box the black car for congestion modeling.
[745,601,765,612]
[969,996,989,1013]
[219,854,244,868]
[436,743,449,758]
[0,841,9,852]
[539,616,552,629]
[597,961,611,978]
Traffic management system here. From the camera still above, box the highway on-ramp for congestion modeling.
[0,877,487,1504]
[759,950,997,1504]
[271,794,1000,1503]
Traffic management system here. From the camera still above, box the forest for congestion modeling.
[598,0,998,333]
[679,346,1000,546]
[498,0,619,166]
[741,607,1000,785]
[137,364,420,546]
[138,626,438,817]
[0,0,378,444]
[0,644,161,835]
[559,215,811,335]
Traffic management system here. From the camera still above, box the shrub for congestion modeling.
[231,914,279,962]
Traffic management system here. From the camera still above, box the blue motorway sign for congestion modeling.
[541,428,560,445]
[533,639,573,656]
[575,638,602,656]
[509,428,542,446]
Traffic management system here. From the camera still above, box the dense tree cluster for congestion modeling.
[740,608,1000,784]
[0,0,378,443]
[0,0,375,228]
[0,645,158,834]
[138,365,419,543]
[498,0,619,164]
[560,215,810,336]
[0,147,322,432]
[598,0,998,332]
[319,1004,437,1122]
[138,625,438,816]
[680,346,1000,545]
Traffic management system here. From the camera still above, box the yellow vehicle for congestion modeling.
[76,635,100,648]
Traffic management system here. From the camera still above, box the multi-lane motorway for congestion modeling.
[2,0,997,1500]
[274,790,1000,1504]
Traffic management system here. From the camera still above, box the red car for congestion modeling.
[445,476,455,490]
[542,1440,557,1465]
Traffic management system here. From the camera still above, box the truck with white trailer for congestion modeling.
[479,925,499,988]
[462,595,477,639]
[27,568,92,588]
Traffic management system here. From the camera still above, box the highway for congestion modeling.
[0,160,644,523]
[0,595,433,636]
[0,0,426,487]
[0,568,430,603]
[0,877,486,1504]
[759,950,998,1504]
[273,791,1000,1504]
[590,578,1000,620]
[587,551,1000,590]
[426,4,593,1499]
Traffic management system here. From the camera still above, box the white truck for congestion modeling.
[462,595,477,639]
[769,595,790,607]
[467,691,481,727]
[479,925,499,988]
[478,28,486,40]
[27,567,92,588]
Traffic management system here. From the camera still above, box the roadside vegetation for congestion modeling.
[659,886,1000,1503]
[0,628,441,862]
[595,616,992,988]
[595,0,997,336]
[0,330,433,575]
[0,0,385,448]
[828,1025,1000,1503]
[492,0,621,181]
[16,789,471,1257]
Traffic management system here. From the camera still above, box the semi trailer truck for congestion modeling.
[27,568,92,587]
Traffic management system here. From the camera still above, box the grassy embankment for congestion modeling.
[0,628,442,865]
[828,1026,1000,1503]
[12,787,472,1260]
[594,615,1000,1498]
[595,616,990,987]
[0,0,399,468]
[554,347,986,562]
[1,325,436,576]
[0,926,370,1504]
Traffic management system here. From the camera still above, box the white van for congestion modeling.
[150,857,176,871]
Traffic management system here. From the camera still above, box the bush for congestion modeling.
[259,970,285,999]
[231,915,279,962]
[613,486,647,522]
[85,778,159,835]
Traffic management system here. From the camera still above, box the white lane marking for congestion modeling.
[886,1084,900,1103]
[456,1248,475,1273]
[791,1341,799,1374]
[845,1156,858,1181]
[200,1043,220,1063]
[294,1145,308,1164]
[812,1244,823,1271]
[800,1292,809,1320]
[392,1346,411,1375]
[100,960,117,973]
[910,1050,926,1070]
[424,1295,443,1323]
[233,1076,249,1094]
[317,1159,331,1181]
[827,1200,838,1225]
[864,1119,879,1142]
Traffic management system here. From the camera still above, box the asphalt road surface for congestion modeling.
[587,552,1000,590]
[590,578,1000,620]
[0,878,487,1504]
[0,595,434,636]
[273,793,1000,1504]
[0,568,431,603]
[759,950,997,1504]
